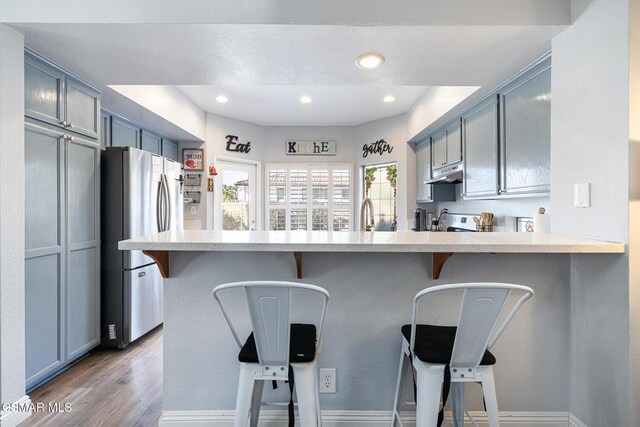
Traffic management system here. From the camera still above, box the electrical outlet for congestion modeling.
[319,368,336,393]
[190,206,197,214]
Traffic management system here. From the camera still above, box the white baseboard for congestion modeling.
[568,413,588,427]
[0,395,32,427]
[159,410,572,427]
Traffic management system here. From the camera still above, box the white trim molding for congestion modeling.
[160,410,573,427]
[569,413,588,427]
[0,395,32,427]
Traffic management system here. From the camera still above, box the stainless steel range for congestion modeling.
[445,213,478,232]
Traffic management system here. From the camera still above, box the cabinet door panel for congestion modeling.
[431,132,447,170]
[26,254,63,383]
[445,120,462,164]
[141,130,162,155]
[111,116,140,148]
[68,139,99,244]
[100,111,110,150]
[162,138,179,161]
[67,247,99,358]
[66,78,99,139]
[25,124,62,250]
[463,97,499,198]
[501,63,551,195]
[25,55,64,127]
[416,141,433,202]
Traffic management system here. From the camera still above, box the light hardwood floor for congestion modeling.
[22,327,163,427]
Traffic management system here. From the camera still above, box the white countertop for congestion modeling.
[118,230,625,253]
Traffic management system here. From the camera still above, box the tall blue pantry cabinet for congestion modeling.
[24,49,101,390]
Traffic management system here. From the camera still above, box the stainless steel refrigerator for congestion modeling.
[101,147,183,349]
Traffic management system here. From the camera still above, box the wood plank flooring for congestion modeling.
[22,327,163,427]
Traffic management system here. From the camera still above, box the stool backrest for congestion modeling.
[410,283,533,369]
[213,281,330,368]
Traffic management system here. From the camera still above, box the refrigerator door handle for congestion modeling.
[156,179,163,232]
[163,174,171,231]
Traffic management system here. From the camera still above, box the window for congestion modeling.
[363,162,397,231]
[266,164,352,231]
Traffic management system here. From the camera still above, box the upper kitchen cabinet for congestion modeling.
[416,139,433,202]
[100,110,110,150]
[416,138,456,204]
[162,138,179,161]
[65,77,100,139]
[499,56,551,196]
[431,131,447,170]
[25,53,65,127]
[462,95,500,198]
[111,115,140,149]
[141,129,162,155]
[431,119,462,170]
[25,50,100,139]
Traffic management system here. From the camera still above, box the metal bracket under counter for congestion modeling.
[144,249,452,280]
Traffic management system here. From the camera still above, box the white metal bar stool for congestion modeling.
[391,282,533,427]
[213,280,330,427]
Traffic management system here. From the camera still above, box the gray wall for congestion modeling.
[628,0,640,424]
[0,24,26,408]
[164,251,570,412]
[551,0,631,425]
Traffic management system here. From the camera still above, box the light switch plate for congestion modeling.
[574,183,591,208]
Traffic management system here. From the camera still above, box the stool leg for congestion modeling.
[234,363,256,427]
[414,363,445,427]
[451,382,464,427]
[391,344,408,427]
[481,367,500,427]
[249,380,264,427]
[292,360,319,427]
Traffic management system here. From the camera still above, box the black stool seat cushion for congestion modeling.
[401,324,496,366]
[239,323,317,363]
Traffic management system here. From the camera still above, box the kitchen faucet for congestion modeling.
[360,198,375,231]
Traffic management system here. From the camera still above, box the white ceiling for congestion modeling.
[9,21,566,128]
[175,85,429,126]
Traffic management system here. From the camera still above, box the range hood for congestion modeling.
[425,162,463,184]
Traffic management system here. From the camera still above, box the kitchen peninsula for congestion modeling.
[120,231,623,422]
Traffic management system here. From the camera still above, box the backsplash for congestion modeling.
[420,184,550,232]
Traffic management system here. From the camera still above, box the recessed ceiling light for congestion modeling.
[216,95,228,103]
[300,96,312,104]
[356,52,385,70]
[383,95,396,103]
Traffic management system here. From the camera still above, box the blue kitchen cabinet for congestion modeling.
[162,138,179,161]
[499,56,551,196]
[111,115,140,149]
[462,95,500,199]
[100,110,110,150]
[25,50,100,139]
[24,50,101,391]
[141,129,162,155]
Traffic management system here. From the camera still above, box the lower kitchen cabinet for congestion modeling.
[24,120,100,390]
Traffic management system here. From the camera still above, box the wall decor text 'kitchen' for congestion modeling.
[363,139,393,158]
[287,140,337,156]
[225,135,251,153]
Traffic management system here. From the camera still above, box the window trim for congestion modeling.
[265,163,354,231]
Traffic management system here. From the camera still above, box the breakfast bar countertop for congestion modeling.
[118,230,625,254]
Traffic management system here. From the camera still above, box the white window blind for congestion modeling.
[266,164,353,231]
